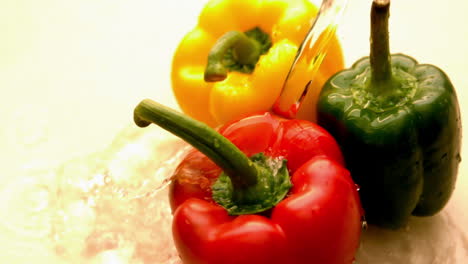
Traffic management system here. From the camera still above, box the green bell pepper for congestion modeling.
[317,0,461,229]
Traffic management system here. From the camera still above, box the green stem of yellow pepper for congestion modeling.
[204,31,261,82]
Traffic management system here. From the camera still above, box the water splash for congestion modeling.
[0,126,186,264]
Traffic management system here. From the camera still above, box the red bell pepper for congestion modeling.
[134,99,363,264]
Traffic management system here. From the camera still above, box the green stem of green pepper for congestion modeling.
[316,0,461,228]
[370,0,392,86]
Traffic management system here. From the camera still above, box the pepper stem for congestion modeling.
[370,0,392,84]
[134,99,258,187]
[204,30,261,82]
[134,99,291,215]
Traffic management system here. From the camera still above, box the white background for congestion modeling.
[1,0,467,262]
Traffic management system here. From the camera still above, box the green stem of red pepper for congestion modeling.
[134,99,291,215]
[134,99,258,186]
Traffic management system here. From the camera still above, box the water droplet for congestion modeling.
[361,215,368,230]
[361,220,368,230]
[213,138,220,148]
[441,153,448,162]
[104,174,112,184]
[0,177,54,239]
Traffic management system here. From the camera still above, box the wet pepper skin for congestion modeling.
[169,112,363,264]
[317,55,462,228]
[317,0,461,229]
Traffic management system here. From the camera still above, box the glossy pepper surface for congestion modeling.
[171,0,344,126]
[317,0,461,228]
[133,99,363,264]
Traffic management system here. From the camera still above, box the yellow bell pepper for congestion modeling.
[171,0,344,127]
